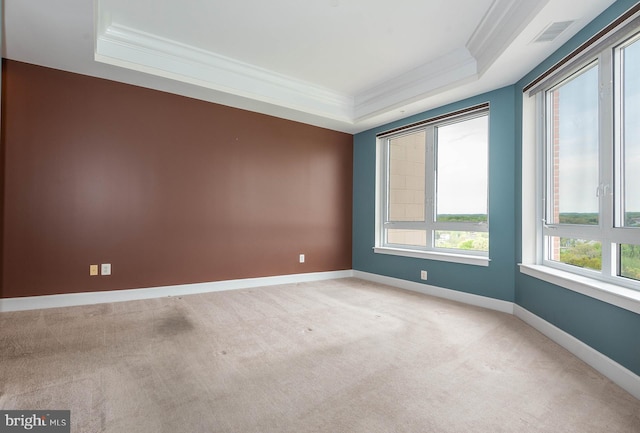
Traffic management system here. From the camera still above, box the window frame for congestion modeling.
[521,9,640,302]
[374,105,491,267]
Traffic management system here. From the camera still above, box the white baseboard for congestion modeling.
[514,305,640,400]
[0,270,354,312]
[353,270,514,314]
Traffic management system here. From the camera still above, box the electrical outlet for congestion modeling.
[420,270,428,280]
[101,263,111,276]
[89,265,99,276]
[299,254,305,263]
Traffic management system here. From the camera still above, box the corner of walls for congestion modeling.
[352,85,517,303]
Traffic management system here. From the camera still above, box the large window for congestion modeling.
[375,105,489,266]
[535,24,640,291]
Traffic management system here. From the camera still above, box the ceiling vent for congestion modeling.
[533,21,575,43]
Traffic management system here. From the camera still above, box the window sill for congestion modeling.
[374,247,490,267]
[519,264,640,314]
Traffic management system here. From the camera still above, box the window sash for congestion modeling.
[537,24,640,291]
[615,33,640,230]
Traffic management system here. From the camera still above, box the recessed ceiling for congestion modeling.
[3,0,616,133]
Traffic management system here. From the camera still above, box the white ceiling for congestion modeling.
[3,0,616,133]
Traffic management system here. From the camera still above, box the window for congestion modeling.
[531,19,640,292]
[375,105,490,266]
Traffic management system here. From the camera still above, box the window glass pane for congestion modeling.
[388,131,425,222]
[547,237,601,271]
[620,244,640,281]
[435,116,488,223]
[435,231,488,252]
[387,229,427,247]
[622,38,640,227]
[548,65,599,225]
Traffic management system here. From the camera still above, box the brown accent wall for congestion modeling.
[1,60,353,298]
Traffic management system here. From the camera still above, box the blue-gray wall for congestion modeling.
[514,0,640,376]
[353,0,640,376]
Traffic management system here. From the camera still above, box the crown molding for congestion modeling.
[466,0,550,75]
[92,1,556,128]
[95,22,355,122]
[353,48,478,122]
[95,23,480,125]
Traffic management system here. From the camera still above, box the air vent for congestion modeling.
[533,21,575,43]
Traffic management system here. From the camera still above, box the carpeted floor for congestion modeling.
[1,278,638,432]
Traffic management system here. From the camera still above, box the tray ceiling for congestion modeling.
[4,0,616,132]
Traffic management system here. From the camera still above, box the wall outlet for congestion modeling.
[101,263,112,276]
[420,270,428,280]
[299,254,305,263]
[89,264,99,276]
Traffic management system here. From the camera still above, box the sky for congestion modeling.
[556,63,599,214]
[556,37,640,215]
[436,115,488,215]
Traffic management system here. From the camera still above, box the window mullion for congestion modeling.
[613,42,625,230]
[425,126,436,250]
[536,92,546,264]
[542,89,554,227]
[381,137,390,245]
[599,49,614,278]
[543,225,602,240]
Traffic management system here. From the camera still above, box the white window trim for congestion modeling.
[520,14,640,312]
[373,106,490,266]
[374,246,490,266]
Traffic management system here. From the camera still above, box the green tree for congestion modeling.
[560,239,602,271]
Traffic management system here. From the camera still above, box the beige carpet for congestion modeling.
[1,278,638,433]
